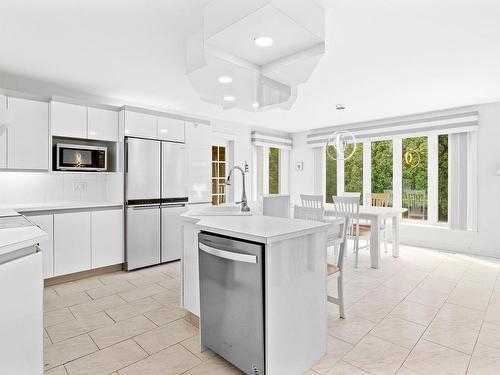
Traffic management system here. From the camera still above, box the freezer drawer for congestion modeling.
[126,205,160,270]
[161,141,188,200]
[198,232,265,375]
[126,137,160,200]
[161,203,187,262]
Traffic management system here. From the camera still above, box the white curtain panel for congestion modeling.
[449,132,471,230]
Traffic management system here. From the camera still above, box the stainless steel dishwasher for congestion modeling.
[198,232,265,375]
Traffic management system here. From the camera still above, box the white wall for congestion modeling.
[289,102,500,259]
[289,132,315,206]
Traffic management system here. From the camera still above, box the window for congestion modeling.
[344,143,363,202]
[402,136,428,220]
[325,145,337,203]
[211,146,226,205]
[268,147,280,194]
[438,134,448,222]
[371,140,393,206]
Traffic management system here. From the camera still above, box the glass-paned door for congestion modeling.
[438,134,449,222]
[268,147,280,194]
[371,140,393,206]
[212,146,226,205]
[402,136,428,220]
[344,143,363,203]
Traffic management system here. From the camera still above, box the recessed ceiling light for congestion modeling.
[336,104,346,110]
[223,96,235,102]
[160,129,168,133]
[254,36,274,47]
[218,76,232,84]
[252,102,259,109]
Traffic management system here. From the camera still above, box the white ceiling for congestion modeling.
[0,0,499,133]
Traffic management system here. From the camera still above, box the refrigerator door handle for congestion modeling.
[161,203,186,208]
[132,205,161,210]
[199,243,257,264]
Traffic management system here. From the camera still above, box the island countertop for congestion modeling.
[0,211,48,256]
[182,209,330,244]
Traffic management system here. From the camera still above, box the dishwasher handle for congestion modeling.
[199,243,257,264]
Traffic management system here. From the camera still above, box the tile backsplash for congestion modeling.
[0,172,123,205]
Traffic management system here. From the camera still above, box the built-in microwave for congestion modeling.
[56,143,107,171]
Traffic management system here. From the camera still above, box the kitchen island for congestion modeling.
[181,207,330,375]
[0,210,47,375]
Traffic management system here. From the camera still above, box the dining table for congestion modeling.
[324,206,407,269]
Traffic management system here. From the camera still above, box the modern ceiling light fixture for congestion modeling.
[186,0,325,112]
[218,76,232,84]
[252,102,260,109]
[254,36,274,47]
[223,95,235,102]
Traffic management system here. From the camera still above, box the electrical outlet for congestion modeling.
[73,182,87,192]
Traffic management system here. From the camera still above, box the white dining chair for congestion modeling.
[331,195,371,268]
[371,192,390,252]
[300,194,324,208]
[326,217,347,318]
[294,205,347,318]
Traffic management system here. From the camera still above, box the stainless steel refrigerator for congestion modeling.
[125,137,188,271]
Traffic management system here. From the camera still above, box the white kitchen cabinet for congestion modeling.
[0,95,8,168]
[7,97,49,170]
[0,95,10,125]
[0,127,6,169]
[88,107,119,142]
[27,214,54,278]
[54,211,91,276]
[51,101,88,138]
[91,209,123,268]
[185,121,212,203]
[124,110,157,139]
[157,116,185,142]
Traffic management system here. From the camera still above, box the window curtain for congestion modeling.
[449,132,477,231]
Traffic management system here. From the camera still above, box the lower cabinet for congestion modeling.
[91,209,123,268]
[30,207,124,278]
[27,214,54,278]
[54,212,91,276]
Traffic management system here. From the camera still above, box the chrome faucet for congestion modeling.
[225,166,250,212]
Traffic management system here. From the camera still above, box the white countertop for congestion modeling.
[182,208,329,244]
[0,212,48,256]
[0,202,123,213]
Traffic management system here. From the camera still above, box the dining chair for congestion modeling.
[371,192,390,252]
[326,216,347,318]
[331,195,371,268]
[294,205,347,318]
[300,194,324,208]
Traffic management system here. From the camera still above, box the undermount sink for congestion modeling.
[196,205,252,216]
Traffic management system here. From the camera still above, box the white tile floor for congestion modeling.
[43,245,500,375]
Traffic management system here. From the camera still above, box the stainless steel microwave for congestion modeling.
[56,144,107,171]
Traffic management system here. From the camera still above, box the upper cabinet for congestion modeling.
[50,101,119,142]
[157,116,185,142]
[0,96,49,170]
[122,108,185,142]
[123,110,157,139]
[8,97,49,170]
[88,107,118,142]
[51,101,87,138]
